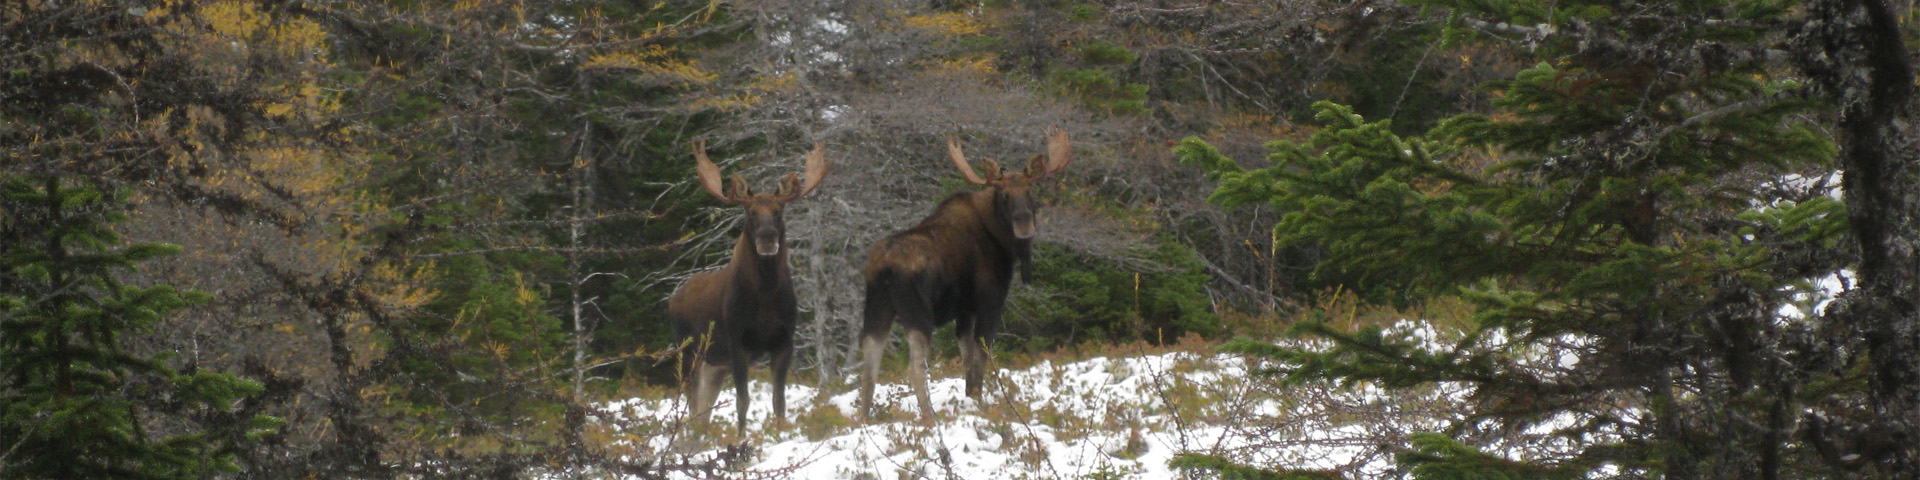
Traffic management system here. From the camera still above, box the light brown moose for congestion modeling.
[668,140,828,432]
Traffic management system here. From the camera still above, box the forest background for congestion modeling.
[4,0,1917,479]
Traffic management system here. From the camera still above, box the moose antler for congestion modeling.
[1038,126,1072,180]
[947,135,993,185]
[691,140,742,204]
[778,141,830,201]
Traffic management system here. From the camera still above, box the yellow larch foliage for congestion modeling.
[686,93,762,111]
[747,72,799,93]
[268,18,328,58]
[927,55,999,76]
[147,1,430,331]
[904,12,987,36]
[200,1,267,38]
[581,44,679,70]
[369,260,440,312]
[511,271,541,307]
[642,59,719,85]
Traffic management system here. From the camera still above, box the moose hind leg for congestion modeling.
[857,333,887,419]
[857,279,897,419]
[905,328,934,421]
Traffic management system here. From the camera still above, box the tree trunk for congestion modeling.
[1801,0,1920,475]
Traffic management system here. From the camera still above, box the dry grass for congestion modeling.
[588,300,1490,478]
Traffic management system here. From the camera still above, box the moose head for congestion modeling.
[692,140,829,258]
[945,127,1073,241]
[945,128,1071,281]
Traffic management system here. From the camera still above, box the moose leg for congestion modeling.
[730,352,752,432]
[857,333,887,418]
[857,279,896,419]
[770,343,793,424]
[964,299,1004,400]
[960,333,989,399]
[688,362,727,429]
[905,328,935,421]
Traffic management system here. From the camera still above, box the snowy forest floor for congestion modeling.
[578,323,1484,480]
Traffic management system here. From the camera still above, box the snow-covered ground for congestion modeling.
[591,341,1470,480]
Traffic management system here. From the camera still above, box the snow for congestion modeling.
[595,353,1280,479]
[1777,270,1853,319]
[587,348,1450,479]
[578,319,1618,479]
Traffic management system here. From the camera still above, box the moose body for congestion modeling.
[857,129,1071,419]
[668,141,827,432]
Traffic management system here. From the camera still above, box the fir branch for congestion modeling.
[1648,89,1814,147]
[1171,453,1344,480]
[0,412,46,468]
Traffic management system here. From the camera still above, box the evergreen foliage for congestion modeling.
[1181,0,1867,477]
[1051,68,1151,115]
[1395,433,1585,480]
[9,0,1905,476]
[1171,453,1343,480]
[1012,239,1218,351]
[0,177,274,479]
[1079,41,1139,66]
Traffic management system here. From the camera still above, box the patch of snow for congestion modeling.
[1778,270,1853,319]
[578,320,1627,479]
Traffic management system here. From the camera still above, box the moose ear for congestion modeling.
[776,172,802,198]
[1024,154,1048,178]
[727,173,752,200]
[978,158,1002,180]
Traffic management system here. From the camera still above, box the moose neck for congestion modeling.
[730,231,787,286]
[969,188,1034,280]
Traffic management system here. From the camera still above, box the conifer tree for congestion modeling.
[0,177,274,479]
[1177,0,1878,478]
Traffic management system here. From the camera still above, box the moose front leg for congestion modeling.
[730,352,752,432]
[960,334,989,399]
[688,363,727,429]
[770,343,793,425]
[962,301,1004,400]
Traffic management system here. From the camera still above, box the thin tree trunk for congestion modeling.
[564,125,595,458]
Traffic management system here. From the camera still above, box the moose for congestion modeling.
[668,140,828,432]
[856,128,1071,420]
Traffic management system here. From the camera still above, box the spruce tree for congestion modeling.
[1177,0,1878,478]
[0,177,274,479]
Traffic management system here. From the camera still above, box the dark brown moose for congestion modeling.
[668,141,828,432]
[856,128,1071,420]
